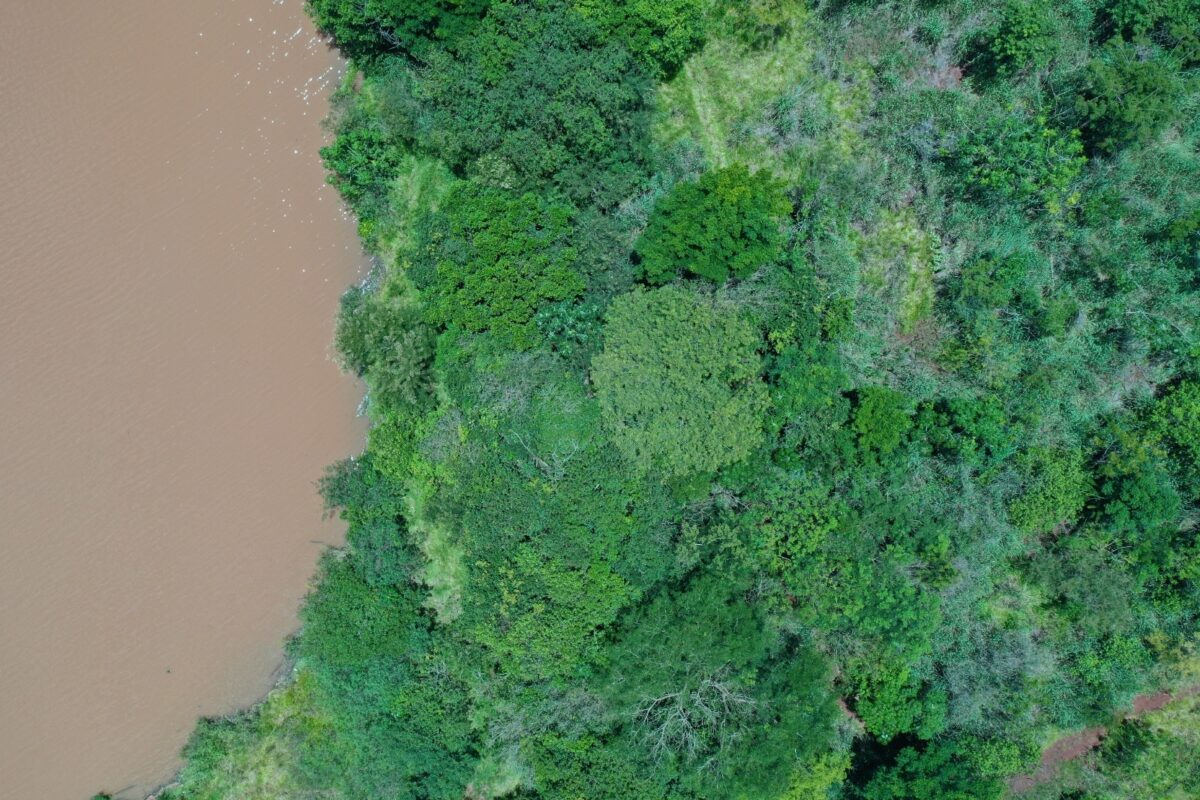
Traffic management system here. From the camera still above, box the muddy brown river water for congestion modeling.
[0,2,365,797]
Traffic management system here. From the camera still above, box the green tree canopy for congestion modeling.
[411,181,584,348]
[399,0,651,205]
[577,0,707,78]
[636,164,792,284]
[307,0,491,61]
[592,286,769,479]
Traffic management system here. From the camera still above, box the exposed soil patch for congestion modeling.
[1133,690,1175,715]
[1008,684,1200,794]
[1008,726,1105,794]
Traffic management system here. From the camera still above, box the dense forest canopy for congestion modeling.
[140,0,1200,798]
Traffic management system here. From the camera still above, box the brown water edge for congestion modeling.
[1008,684,1200,793]
[0,2,366,798]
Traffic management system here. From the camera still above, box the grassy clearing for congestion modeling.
[654,3,875,186]
[406,475,467,623]
[375,155,456,260]
[863,208,941,334]
[654,5,816,171]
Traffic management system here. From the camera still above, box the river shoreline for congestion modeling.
[0,3,364,795]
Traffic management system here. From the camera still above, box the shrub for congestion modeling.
[988,0,1059,74]
[1151,380,1200,498]
[1075,38,1184,154]
[1009,446,1092,533]
[320,128,406,216]
[853,386,915,457]
[335,280,435,412]
[949,112,1084,213]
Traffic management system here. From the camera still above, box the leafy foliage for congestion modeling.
[635,164,792,284]
[852,386,914,457]
[411,181,584,348]
[949,111,1085,213]
[1152,379,1200,496]
[987,0,1059,74]
[335,278,435,410]
[592,286,769,478]
[307,0,491,61]
[401,0,652,205]
[860,741,1003,800]
[1075,37,1185,154]
[1009,446,1092,533]
[1101,0,1200,61]
[321,127,406,218]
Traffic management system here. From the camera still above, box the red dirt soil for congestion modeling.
[1132,690,1174,715]
[1007,726,1105,794]
[1008,684,1200,794]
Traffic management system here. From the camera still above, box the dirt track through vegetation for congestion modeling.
[1009,685,1200,793]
